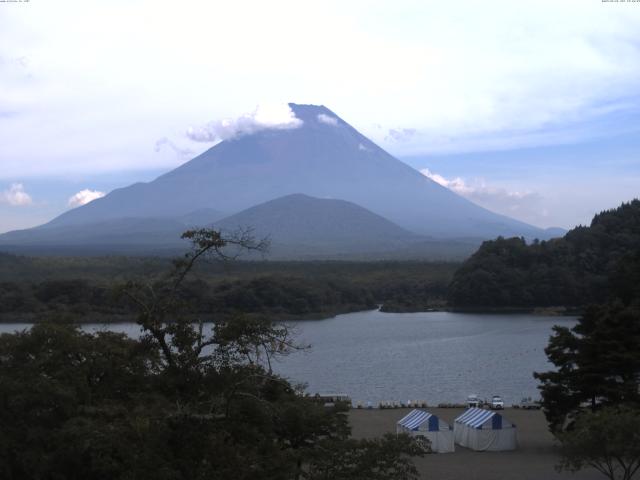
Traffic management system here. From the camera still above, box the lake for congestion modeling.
[0,309,574,406]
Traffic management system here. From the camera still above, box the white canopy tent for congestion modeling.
[454,407,517,451]
[396,409,455,453]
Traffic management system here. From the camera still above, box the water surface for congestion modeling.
[0,310,573,405]
[271,310,575,405]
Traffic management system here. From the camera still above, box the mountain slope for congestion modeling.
[0,209,226,254]
[33,103,548,240]
[0,194,478,259]
[213,193,421,256]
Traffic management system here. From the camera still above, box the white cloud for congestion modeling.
[358,143,369,151]
[420,168,472,195]
[186,104,303,142]
[386,128,417,143]
[317,113,338,126]
[154,137,193,157]
[421,168,533,200]
[0,0,639,234]
[2,183,32,206]
[420,168,546,224]
[68,189,105,208]
[1,0,638,179]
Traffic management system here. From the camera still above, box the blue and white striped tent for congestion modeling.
[396,409,454,453]
[454,407,517,451]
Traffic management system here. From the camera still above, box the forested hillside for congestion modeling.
[448,200,640,309]
[0,256,456,322]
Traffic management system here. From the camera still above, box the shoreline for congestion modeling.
[447,306,583,316]
[0,305,582,325]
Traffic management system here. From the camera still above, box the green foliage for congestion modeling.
[0,257,457,321]
[557,406,640,480]
[204,276,376,316]
[610,251,640,307]
[0,322,351,479]
[449,200,640,308]
[304,433,424,480]
[534,302,640,432]
[0,228,423,479]
[0,323,160,479]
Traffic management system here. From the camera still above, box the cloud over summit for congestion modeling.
[68,189,105,208]
[186,104,303,143]
[317,113,338,126]
[154,137,193,158]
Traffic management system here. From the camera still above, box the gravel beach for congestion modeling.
[349,408,603,480]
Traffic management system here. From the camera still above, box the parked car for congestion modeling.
[514,397,542,409]
[490,395,504,410]
[467,394,482,408]
[312,393,352,407]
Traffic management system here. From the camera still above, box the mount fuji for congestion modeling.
[0,103,556,257]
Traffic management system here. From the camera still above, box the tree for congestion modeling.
[0,228,423,479]
[610,251,640,307]
[0,322,162,480]
[303,434,424,480]
[448,199,640,309]
[120,228,272,372]
[534,302,640,432]
[557,406,640,480]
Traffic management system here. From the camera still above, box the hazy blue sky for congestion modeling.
[1,0,639,233]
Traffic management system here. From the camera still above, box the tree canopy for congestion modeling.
[448,199,640,309]
[0,228,423,480]
[534,301,640,431]
[557,406,640,480]
[528,202,640,479]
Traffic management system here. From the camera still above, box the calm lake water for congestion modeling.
[0,310,574,406]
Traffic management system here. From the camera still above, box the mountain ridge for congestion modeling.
[39,103,548,238]
[0,194,483,259]
[0,103,558,257]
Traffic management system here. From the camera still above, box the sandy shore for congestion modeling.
[349,407,602,480]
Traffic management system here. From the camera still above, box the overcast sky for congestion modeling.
[1,0,639,233]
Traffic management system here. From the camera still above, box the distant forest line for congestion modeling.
[0,257,455,322]
[1,199,638,322]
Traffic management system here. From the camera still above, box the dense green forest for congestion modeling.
[3,199,639,320]
[0,255,456,322]
[448,200,640,309]
[0,231,424,479]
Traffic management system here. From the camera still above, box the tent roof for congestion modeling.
[397,409,440,430]
[455,408,502,428]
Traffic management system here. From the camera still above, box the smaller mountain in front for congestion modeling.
[214,193,421,258]
[0,194,480,259]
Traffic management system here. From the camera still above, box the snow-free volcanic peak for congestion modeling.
[0,103,553,255]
